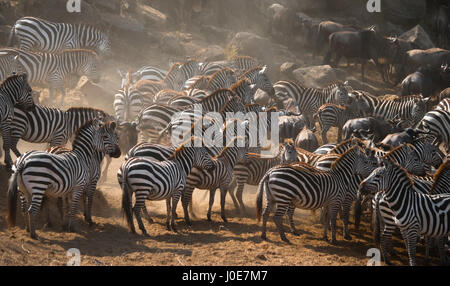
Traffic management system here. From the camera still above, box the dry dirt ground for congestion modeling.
[0,41,442,266]
[0,144,443,266]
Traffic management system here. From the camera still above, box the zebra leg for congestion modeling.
[20,192,30,232]
[142,202,153,223]
[353,193,362,232]
[287,205,299,236]
[166,198,172,231]
[28,193,44,240]
[380,228,394,265]
[329,204,340,244]
[424,236,431,266]
[84,184,97,226]
[437,236,448,266]
[273,203,290,243]
[322,206,331,241]
[68,189,84,233]
[401,228,419,266]
[1,122,13,170]
[170,188,183,232]
[227,178,240,213]
[133,191,148,235]
[236,180,247,215]
[207,189,216,221]
[337,128,342,143]
[181,186,194,226]
[260,197,273,241]
[321,126,329,145]
[341,201,352,240]
[220,187,228,223]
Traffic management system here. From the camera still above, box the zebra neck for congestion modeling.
[218,147,239,168]
[329,150,356,183]
[172,148,196,176]
[383,171,415,215]
[71,130,97,163]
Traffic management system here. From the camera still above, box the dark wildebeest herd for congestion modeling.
[0,8,449,266]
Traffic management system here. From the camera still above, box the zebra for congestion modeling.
[8,17,111,56]
[256,145,378,243]
[359,158,450,266]
[371,174,437,265]
[119,137,215,235]
[273,80,351,127]
[418,109,450,152]
[114,84,143,123]
[232,56,261,76]
[240,66,275,97]
[0,48,100,104]
[167,95,199,107]
[6,119,121,239]
[9,106,111,159]
[313,102,364,144]
[353,91,430,127]
[0,73,35,169]
[436,98,450,112]
[118,66,167,88]
[229,142,299,215]
[181,136,249,225]
[206,68,237,91]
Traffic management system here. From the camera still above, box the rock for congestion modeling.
[136,3,167,29]
[399,25,435,50]
[254,89,272,106]
[160,34,185,56]
[280,62,300,79]
[77,77,113,112]
[0,14,6,25]
[100,12,145,34]
[195,45,225,62]
[294,0,328,12]
[201,25,232,44]
[292,65,346,88]
[345,77,384,96]
[256,254,268,261]
[384,0,427,24]
[229,32,274,68]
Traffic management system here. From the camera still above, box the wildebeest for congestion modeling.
[315,21,358,58]
[279,114,310,142]
[400,64,450,98]
[324,26,391,81]
[380,128,421,147]
[269,4,301,45]
[377,36,414,85]
[343,117,403,142]
[295,126,318,152]
[406,48,450,73]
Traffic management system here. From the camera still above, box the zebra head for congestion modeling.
[387,145,427,176]
[411,97,430,125]
[330,84,351,107]
[414,137,445,169]
[255,66,275,97]
[280,140,298,163]
[80,51,101,84]
[358,158,407,197]
[191,145,216,172]
[353,146,378,177]
[93,119,121,158]
[3,73,35,111]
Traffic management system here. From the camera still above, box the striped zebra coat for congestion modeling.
[418,109,450,152]
[7,119,120,239]
[119,137,215,235]
[256,146,378,243]
[8,17,111,56]
[9,106,110,159]
[359,159,450,266]
[0,48,100,104]
[274,80,351,126]
[0,73,35,168]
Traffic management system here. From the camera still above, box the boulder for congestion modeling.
[229,32,274,68]
[0,25,10,46]
[399,25,435,50]
[383,0,427,24]
[93,0,122,13]
[280,62,300,79]
[160,33,186,56]
[292,65,346,88]
[195,45,225,62]
[100,12,145,34]
[200,25,232,44]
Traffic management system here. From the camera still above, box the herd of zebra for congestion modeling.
[0,16,449,266]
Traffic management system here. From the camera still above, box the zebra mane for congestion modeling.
[219,95,242,113]
[201,88,232,103]
[208,67,236,84]
[332,137,366,150]
[318,103,346,111]
[431,160,450,193]
[384,157,415,187]
[66,106,107,115]
[163,62,182,80]
[168,136,204,160]
[330,146,360,169]
[241,66,265,76]
[213,136,245,159]
[284,138,294,145]
[0,72,26,87]
[290,161,326,173]
[381,143,415,159]
[188,76,209,89]
[135,79,165,90]
[389,95,423,102]
[230,78,251,90]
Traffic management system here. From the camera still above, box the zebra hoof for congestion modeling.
[261,233,267,241]
[142,232,150,237]
[185,220,192,227]
[292,231,300,236]
[281,236,291,244]
[344,234,352,241]
[221,216,228,223]
[30,233,39,240]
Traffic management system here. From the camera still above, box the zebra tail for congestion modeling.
[373,195,381,246]
[7,170,19,227]
[120,165,135,233]
[7,25,15,47]
[256,172,270,222]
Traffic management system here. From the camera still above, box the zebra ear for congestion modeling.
[259,66,267,74]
